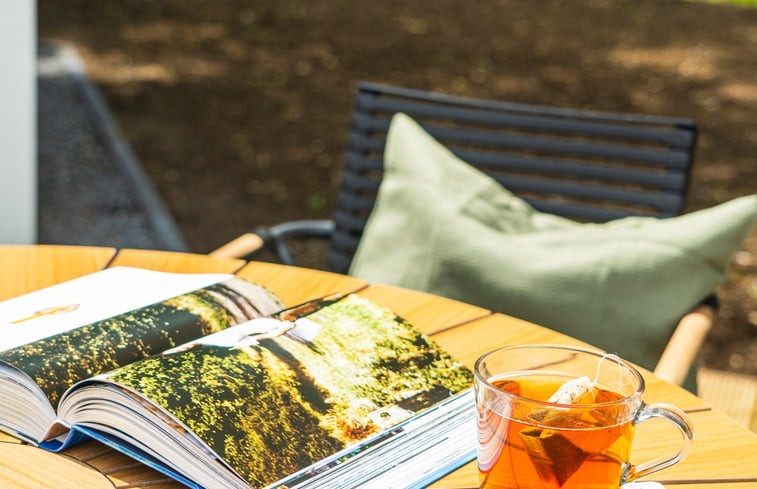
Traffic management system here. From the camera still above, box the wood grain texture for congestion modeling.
[0,432,21,444]
[0,442,114,488]
[698,367,757,430]
[631,409,757,483]
[0,245,115,300]
[109,249,245,274]
[429,312,584,367]
[235,261,368,307]
[356,284,491,335]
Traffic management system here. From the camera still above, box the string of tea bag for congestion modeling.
[548,353,623,404]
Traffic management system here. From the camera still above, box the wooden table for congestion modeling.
[1,245,755,489]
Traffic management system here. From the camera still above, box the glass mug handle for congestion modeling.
[622,402,694,483]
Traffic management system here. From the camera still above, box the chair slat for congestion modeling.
[347,132,385,154]
[326,249,353,274]
[328,226,361,274]
[340,172,381,193]
[330,230,361,255]
[457,150,687,191]
[352,114,690,169]
[332,208,369,233]
[344,152,382,172]
[336,191,376,213]
[491,174,683,213]
[358,81,695,126]
[344,147,687,191]
[426,123,690,168]
[354,95,695,148]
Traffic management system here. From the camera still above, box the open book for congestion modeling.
[0,267,475,489]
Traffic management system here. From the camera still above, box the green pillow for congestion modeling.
[349,113,757,381]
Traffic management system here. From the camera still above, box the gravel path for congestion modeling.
[37,41,188,251]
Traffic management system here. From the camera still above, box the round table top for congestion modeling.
[0,245,755,489]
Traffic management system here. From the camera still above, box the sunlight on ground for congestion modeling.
[606,42,757,120]
[607,46,717,81]
[74,45,226,84]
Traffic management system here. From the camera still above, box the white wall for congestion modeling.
[0,0,37,244]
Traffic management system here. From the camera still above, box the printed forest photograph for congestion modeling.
[101,294,472,488]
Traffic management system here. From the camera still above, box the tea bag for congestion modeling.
[520,371,604,486]
[528,375,597,424]
[548,375,596,404]
[520,427,590,487]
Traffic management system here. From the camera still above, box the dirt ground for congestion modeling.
[38,0,757,375]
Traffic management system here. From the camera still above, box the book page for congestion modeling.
[0,268,283,406]
[96,294,473,489]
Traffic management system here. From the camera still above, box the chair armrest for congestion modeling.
[260,220,335,265]
[210,220,335,266]
[653,303,716,386]
[209,233,265,259]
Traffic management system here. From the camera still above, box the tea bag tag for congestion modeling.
[548,375,594,404]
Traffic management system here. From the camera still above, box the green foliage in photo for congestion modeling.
[103,294,472,487]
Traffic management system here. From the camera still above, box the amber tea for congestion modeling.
[478,374,633,489]
[474,345,694,489]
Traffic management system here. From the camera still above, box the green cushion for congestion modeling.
[349,113,757,382]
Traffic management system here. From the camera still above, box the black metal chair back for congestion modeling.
[327,82,697,274]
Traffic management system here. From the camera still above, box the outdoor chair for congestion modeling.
[212,81,715,387]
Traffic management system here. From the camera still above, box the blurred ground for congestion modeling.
[37,0,757,375]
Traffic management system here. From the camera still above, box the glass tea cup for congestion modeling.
[474,344,693,489]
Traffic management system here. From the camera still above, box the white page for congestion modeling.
[0,267,232,352]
